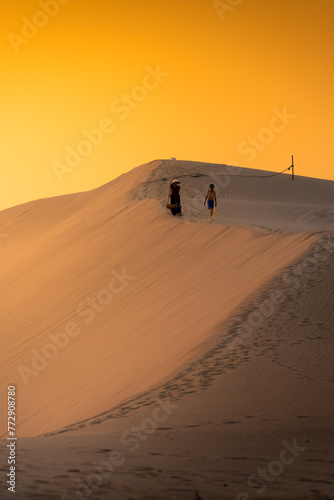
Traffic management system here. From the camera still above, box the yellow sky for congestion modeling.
[0,0,333,210]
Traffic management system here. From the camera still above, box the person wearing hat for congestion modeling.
[169,179,182,216]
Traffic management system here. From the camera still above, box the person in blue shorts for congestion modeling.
[204,184,217,221]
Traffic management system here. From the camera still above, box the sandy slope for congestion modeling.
[0,160,333,499]
[0,160,322,437]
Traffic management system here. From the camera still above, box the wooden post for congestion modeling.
[291,155,295,180]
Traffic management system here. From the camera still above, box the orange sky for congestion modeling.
[1,0,333,210]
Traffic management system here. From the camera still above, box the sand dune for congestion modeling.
[0,160,324,437]
[0,160,333,499]
[135,160,334,233]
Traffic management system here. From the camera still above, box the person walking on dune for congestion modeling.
[204,184,217,221]
[169,179,182,216]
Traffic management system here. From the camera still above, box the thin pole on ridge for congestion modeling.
[291,155,295,181]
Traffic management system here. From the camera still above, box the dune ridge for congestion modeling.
[41,230,334,437]
[0,160,333,439]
